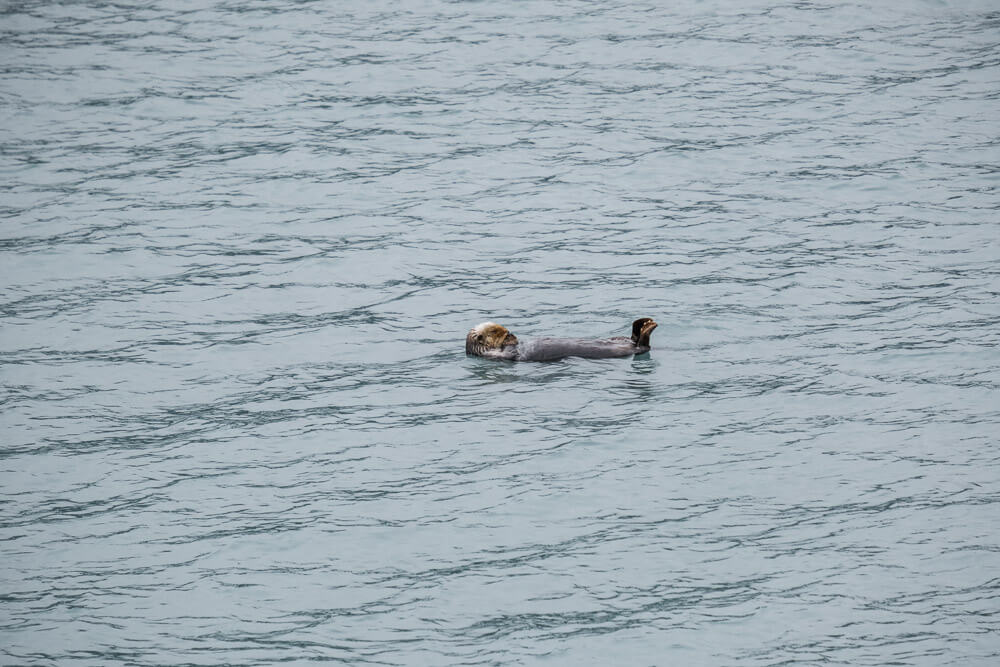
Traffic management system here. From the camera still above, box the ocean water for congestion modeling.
[2,1,999,664]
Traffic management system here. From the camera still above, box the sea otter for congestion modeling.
[465,318,657,362]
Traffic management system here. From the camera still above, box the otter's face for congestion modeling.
[466,322,518,356]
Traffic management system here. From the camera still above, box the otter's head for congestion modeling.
[466,322,518,356]
[630,317,658,346]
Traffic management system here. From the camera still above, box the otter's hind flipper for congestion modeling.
[630,317,658,348]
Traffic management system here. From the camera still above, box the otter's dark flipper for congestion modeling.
[630,317,658,348]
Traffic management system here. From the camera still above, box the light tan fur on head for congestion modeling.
[466,322,518,355]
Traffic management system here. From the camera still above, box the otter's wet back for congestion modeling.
[2,1,999,665]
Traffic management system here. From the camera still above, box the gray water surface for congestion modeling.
[2,1,999,665]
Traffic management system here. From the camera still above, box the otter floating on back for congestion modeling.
[466,318,657,362]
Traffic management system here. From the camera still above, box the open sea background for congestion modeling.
[2,0,999,664]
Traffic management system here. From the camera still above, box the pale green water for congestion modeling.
[2,1,999,664]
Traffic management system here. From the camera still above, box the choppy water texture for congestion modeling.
[2,1,999,664]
